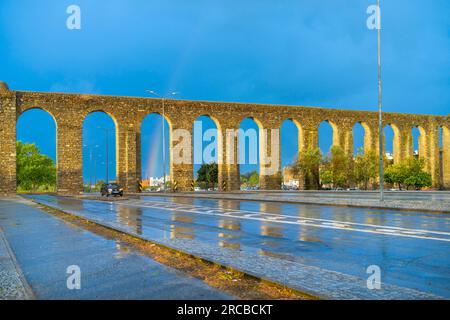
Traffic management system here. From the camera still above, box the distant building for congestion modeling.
[385,152,393,161]
[141,175,170,188]
[283,166,299,189]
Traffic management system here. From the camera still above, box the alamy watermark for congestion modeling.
[366,4,381,30]
[66,5,81,30]
[366,265,381,290]
[172,121,280,175]
[66,265,81,290]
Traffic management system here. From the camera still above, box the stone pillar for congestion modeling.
[442,125,450,189]
[56,117,83,194]
[363,122,378,154]
[422,123,439,188]
[298,124,319,190]
[259,127,281,190]
[302,126,319,151]
[336,122,354,156]
[117,121,141,193]
[170,122,193,192]
[0,85,17,194]
[396,124,413,163]
[215,126,226,192]
[222,126,240,191]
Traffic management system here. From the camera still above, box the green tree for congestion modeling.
[319,167,333,187]
[196,162,218,189]
[353,149,378,190]
[403,158,432,190]
[16,141,56,191]
[404,171,432,190]
[296,148,322,189]
[92,179,105,192]
[240,171,259,188]
[320,146,352,189]
[384,163,408,190]
[383,158,431,190]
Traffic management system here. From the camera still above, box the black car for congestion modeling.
[100,183,123,197]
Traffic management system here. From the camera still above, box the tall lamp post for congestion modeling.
[97,127,113,184]
[83,144,99,192]
[377,0,384,202]
[145,89,179,192]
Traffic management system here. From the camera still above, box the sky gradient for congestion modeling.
[5,1,449,181]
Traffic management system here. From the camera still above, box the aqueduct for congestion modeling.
[1,81,449,194]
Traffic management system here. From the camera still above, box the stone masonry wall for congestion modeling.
[0,83,448,194]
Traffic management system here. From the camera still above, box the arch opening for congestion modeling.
[318,120,337,156]
[383,124,399,164]
[193,115,220,191]
[238,117,261,190]
[140,113,171,192]
[353,122,365,155]
[82,111,117,192]
[411,126,426,159]
[16,108,57,192]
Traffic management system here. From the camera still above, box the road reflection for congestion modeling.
[116,205,143,235]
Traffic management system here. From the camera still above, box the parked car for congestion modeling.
[101,183,123,197]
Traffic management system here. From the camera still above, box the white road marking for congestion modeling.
[119,199,450,242]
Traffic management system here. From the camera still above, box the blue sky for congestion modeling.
[5,1,449,181]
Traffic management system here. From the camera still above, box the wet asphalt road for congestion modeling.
[0,198,231,299]
[27,194,450,299]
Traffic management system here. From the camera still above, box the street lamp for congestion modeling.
[83,144,99,192]
[97,127,113,184]
[377,0,384,202]
[145,89,179,192]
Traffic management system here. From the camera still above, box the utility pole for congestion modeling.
[162,97,166,192]
[88,145,98,192]
[377,0,384,202]
[98,127,112,184]
[145,89,179,192]
[89,146,93,192]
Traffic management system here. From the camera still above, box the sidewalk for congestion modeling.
[0,226,34,300]
[0,197,231,299]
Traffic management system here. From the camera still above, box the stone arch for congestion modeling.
[83,109,120,130]
[280,119,301,189]
[140,112,172,190]
[17,106,57,125]
[139,111,173,133]
[82,111,118,185]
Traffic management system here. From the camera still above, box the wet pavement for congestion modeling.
[0,198,232,299]
[27,194,450,299]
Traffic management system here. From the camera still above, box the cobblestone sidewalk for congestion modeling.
[0,227,34,300]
